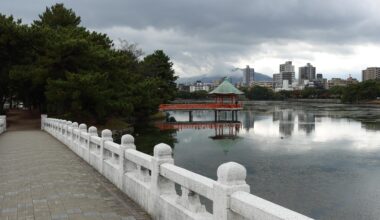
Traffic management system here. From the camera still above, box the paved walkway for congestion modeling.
[0,111,151,220]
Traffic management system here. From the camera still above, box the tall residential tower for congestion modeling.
[243,65,255,86]
[362,67,380,81]
[299,63,316,84]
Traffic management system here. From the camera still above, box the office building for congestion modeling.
[279,61,295,85]
[189,81,210,92]
[299,63,316,84]
[243,65,255,86]
[273,73,282,88]
[362,67,380,81]
[328,76,358,88]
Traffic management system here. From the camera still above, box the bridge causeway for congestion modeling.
[0,111,313,220]
[0,111,150,220]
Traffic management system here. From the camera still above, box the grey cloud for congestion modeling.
[1,0,379,77]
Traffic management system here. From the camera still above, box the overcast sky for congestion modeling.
[1,0,380,80]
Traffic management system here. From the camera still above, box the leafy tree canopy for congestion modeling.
[1,4,177,123]
[34,4,81,29]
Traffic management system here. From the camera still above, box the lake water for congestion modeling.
[131,101,380,219]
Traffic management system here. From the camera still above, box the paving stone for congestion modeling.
[0,130,151,220]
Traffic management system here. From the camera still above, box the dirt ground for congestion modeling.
[5,109,41,131]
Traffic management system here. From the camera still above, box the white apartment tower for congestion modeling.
[279,61,295,85]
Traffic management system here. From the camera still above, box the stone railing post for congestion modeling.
[213,162,250,220]
[150,143,175,215]
[41,114,47,130]
[71,122,78,149]
[79,124,87,146]
[65,121,72,145]
[118,134,136,189]
[88,126,98,162]
[0,115,7,134]
[100,129,113,173]
[79,123,87,134]
[0,115,6,133]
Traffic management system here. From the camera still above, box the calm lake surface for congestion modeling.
[131,101,380,219]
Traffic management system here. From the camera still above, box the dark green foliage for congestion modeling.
[241,81,380,103]
[341,80,380,103]
[0,4,177,122]
[0,14,34,113]
[245,86,276,100]
[34,4,81,29]
[139,50,178,103]
[177,90,209,99]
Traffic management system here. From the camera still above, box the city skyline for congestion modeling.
[1,0,380,80]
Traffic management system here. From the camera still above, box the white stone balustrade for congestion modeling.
[41,115,313,220]
[0,115,6,134]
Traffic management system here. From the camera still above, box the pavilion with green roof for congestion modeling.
[209,78,243,105]
[159,78,243,121]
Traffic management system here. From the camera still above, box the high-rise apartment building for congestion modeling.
[243,65,255,86]
[273,61,295,89]
[280,61,295,73]
[279,61,295,85]
[299,63,316,84]
[273,73,282,88]
[362,67,380,81]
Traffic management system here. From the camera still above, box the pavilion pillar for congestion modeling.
[189,111,193,122]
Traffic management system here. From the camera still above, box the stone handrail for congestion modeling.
[41,115,313,220]
[0,115,6,134]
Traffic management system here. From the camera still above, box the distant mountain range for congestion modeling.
[177,72,272,84]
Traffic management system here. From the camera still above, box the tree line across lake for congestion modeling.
[0,4,177,124]
[178,80,380,103]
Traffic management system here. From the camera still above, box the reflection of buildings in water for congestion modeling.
[298,112,316,134]
[278,109,294,137]
[243,111,255,132]
[272,107,282,121]
[273,109,317,137]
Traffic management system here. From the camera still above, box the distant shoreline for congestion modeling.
[171,98,380,106]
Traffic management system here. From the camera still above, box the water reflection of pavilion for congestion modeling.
[156,121,242,139]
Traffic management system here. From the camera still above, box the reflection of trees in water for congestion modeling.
[243,111,255,131]
[361,122,380,131]
[113,123,177,155]
[273,109,317,137]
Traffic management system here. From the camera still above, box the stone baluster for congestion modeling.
[61,120,66,136]
[87,126,98,163]
[137,165,150,182]
[88,126,98,151]
[150,143,175,215]
[0,115,6,133]
[213,162,250,220]
[119,134,136,189]
[79,123,87,147]
[66,121,72,145]
[100,129,113,174]
[41,115,46,131]
[63,121,69,144]
[177,186,206,213]
[71,122,78,150]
